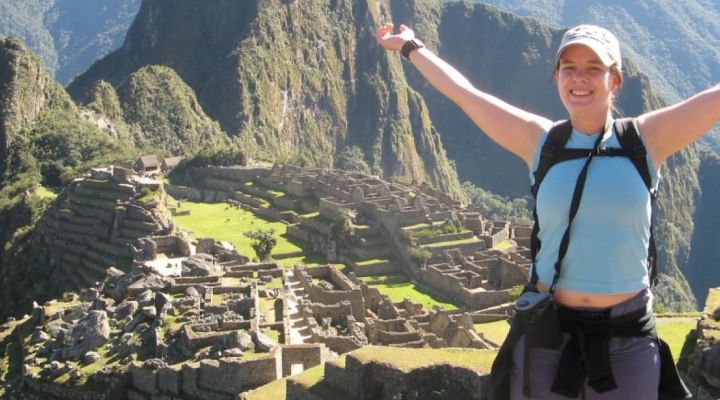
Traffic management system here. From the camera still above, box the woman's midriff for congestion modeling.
[537,282,643,308]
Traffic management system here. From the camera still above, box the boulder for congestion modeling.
[80,288,100,302]
[46,320,72,340]
[155,292,173,315]
[62,310,111,360]
[31,329,50,344]
[181,254,218,277]
[142,306,157,319]
[234,331,254,352]
[185,287,201,299]
[701,346,720,388]
[114,301,139,320]
[84,351,101,364]
[143,358,167,370]
[128,275,167,297]
[136,289,155,306]
[251,330,276,353]
[222,348,244,358]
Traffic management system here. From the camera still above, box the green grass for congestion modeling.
[35,185,57,200]
[265,329,282,344]
[351,346,496,373]
[259,298,278,323]
[277,253,330,268]
[172,200,305,258]
[242,373,288,400]
[357,275,408,285]
[366,281,458,310]
[262,277,285,289]
[421,237,481,249]
[355,258,389,266]
[401,221,446,231]
[474,319,511,345]
[493,239,515,251]
[656,316,698,363]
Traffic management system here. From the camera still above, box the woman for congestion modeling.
[376,22,717,399]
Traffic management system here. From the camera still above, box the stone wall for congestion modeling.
[318,351,487,400]
[34,173,171,292]
[129,348,280,399]
[164,183,204,201]
[281,344,326,376]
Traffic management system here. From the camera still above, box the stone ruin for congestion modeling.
[32,166,174,292]
[287,264,495,353]
[2,162,558,399]
[6,161,720,399]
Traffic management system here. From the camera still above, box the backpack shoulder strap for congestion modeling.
[530,120,572,287]
[613,117,659,286]
[613,118,654,194]
[531,120,573,197]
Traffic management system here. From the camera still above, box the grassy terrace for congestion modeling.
[172,200,306,260]
[35,185,58,200]
[244,345,497,400]
[493,239,516,251]
[351,346,496,372]
[358,276,458,311]
[474,320,511,345]
[242,362,331,400]
[421,237,481,249]
[656,316,699,363]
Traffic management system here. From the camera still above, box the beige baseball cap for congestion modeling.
[556,25,622,71]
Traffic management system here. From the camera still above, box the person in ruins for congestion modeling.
[376,22,717,399]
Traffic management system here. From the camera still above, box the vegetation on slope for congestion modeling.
[0,38,138,319]
[117,65,230,154]
[67,0,465,199]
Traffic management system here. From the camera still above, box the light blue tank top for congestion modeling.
[529,123,660,294]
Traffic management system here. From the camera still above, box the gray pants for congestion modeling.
[510,290,660,399]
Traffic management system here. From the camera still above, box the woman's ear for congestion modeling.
[611,72,621,93]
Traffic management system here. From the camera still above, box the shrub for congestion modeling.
[243,228,277,261]
[407,246,432,268]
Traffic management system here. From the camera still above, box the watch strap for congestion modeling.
[401,39,425,59]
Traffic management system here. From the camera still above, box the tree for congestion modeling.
[335,146,371,174]
[243,228,277,261]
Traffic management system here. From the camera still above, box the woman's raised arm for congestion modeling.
[376,23,551,165]
[637,84,720,166]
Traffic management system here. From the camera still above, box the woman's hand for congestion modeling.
[376,23,414,52]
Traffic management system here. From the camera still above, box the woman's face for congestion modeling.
[555,44,619,116]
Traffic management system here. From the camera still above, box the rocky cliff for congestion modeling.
[68,0,464,199]
[0,37,75,178]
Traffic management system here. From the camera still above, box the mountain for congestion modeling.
[0,37,75,179]
[474,0,720,150]
[68,0,464,199]
[94,65,231,154]
[0,0,141,84]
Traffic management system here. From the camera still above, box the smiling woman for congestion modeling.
[375,20,720,399]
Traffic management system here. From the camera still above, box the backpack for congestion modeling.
[528,117,658,287]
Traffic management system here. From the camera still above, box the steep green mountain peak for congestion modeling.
[0,36,76,178]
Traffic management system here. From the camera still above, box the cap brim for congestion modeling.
[556,39,614,67]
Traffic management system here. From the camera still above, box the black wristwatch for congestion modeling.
[401,38,425,60]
